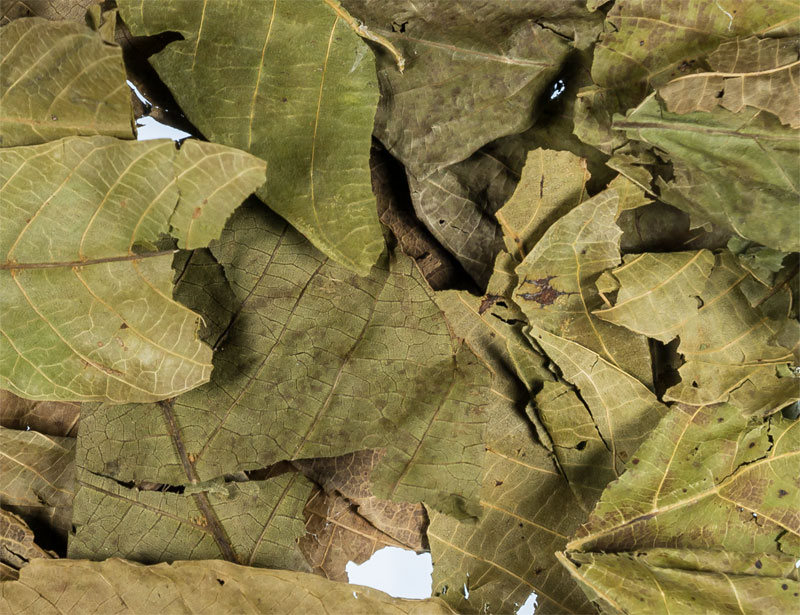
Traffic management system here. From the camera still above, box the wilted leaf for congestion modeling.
[1,558,456,614]
[71,200,491,565]
[575,0,799,152]
[514,189,653,386]
[0,390,79,437]
[615,91,800,252]
[0,509,53,574]
[117,0,384,274]
[595,250,799,416]
[562,402,800,613]
[558,548,800,615]
[529,327,668,511]
[1,137,266,402]
[0,17,132,147]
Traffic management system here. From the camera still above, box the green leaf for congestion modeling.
[595,250,798,416]
[1,558,456,614]
[529,326,668,512]
[116,0,384,275]
[574,0,799,152]
[562,402,800,614]
[514,189,653,387]
[70,200,491,565]
[614,92,800,252]
[0,17,133,147]
[1,137,266,402]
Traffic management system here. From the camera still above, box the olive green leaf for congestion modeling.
[529,327,668,512]
[595,250,798,416]
[71,200,491,566]
[614,91,800,252]
[558,549,800,615]
[575,0,799,152]
[562,402,800,613]
[1,136,266,402]
[514,189,653,386]
[427,399,592,615]
[0,0,99,24]
[339,0,591,178]
[0,17,132,147]
[496,148,590,260]
[116,0,384,275]
[1,558,456,614]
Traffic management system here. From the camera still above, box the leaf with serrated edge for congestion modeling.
[0,18,132,147]
[595,250,798,416]
[71,201,491,566]
[1,558,456,614]
[1,137,266,402]
[116,0,384,275]
[514,189,653,386]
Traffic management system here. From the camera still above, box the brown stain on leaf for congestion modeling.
[517,275,574,307]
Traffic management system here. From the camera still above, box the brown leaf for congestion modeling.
[0,390,80,437]
[0,509,53,573]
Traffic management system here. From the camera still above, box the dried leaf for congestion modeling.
[0,0,98,24]
[514,189,653,387]
[0,509,53,572]
[0,17,132,147]
[562,403,800,613]
[595,250,799,416]
[1,137,266,402]
[117,0,384,274]
[1,558,456,614]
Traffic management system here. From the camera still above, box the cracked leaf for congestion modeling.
[514,188,653,387]
[1,558,456,614]
[595,250,799,416]
[0,509,53,577]
[0,17,132,147]
[0,390,79,437]
[0,137,266,402]
[562,402,800,613]
[117,0,384,275]
[71,200,491,565]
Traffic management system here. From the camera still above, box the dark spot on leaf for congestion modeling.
[391,20,408,33]
[518,523,523,528]
[281,97,287,103]
[755,560,762,569]
[639,40,644,46]
[693,295,704,309]
[717,417,724,423]
[778,489,788,497]
[120,323,128,329]
[438,219,445,225]
[217,578,225,586]
[495,480,503,487]
[517,275,575,308]
[715,89,724,98]
[782,584,788,590]
[478,294,501,315]
[192,207,202,219]
[682,488,687,493]
[691,381,698,388]
[51,115,57,121]
[748,441,755,448]
[575,440,587,451]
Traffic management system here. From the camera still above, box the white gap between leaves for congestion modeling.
[127,81,192,142]
[517,592,538,615]
[346,546,432,600]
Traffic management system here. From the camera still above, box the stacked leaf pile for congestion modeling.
[1,1,798,613]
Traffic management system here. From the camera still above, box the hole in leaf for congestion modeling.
[575,440,587,451]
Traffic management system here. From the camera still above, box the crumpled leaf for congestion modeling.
[558,548,800,615]
[0,558,456,614]
[71,200,491,566]
[0,390,79,437]
[0,17,132,147]
[117,0,384,275]
[595,249,799,416]
[615,90,800,252]
[561,402,800,614]
[575,0,799,152]
[514,188,653,386]
[0,509,53,577]
[529,326,668,512]
[659,35,800,128]
[1,136,266,402]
